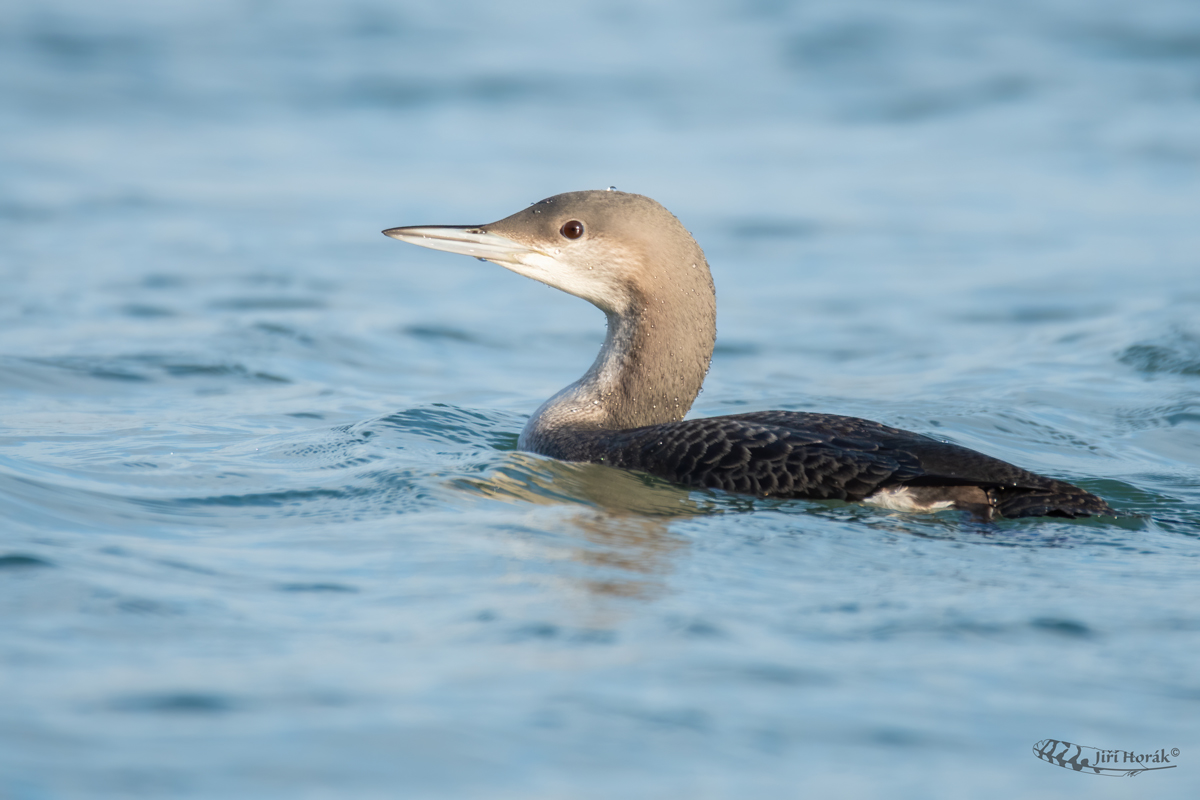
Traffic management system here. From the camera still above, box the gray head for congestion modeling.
[384,190,717,437]
[384,190,714,317]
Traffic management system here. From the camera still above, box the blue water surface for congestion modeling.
[2,1,1199,797]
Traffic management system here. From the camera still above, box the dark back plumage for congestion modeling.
[532,411,1113,518]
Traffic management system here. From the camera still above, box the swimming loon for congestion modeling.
[384,190,1114,520]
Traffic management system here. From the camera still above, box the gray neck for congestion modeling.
[518,274,716,454]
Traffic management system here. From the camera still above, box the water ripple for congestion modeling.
[1120,329,1200,376]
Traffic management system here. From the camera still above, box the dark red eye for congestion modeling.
[560,220,584,239]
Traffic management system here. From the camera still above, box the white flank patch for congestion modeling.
[861,486,956,513]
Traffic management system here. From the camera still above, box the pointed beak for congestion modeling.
[382,225,542,265]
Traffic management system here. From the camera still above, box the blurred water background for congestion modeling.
[2,0,1199,797]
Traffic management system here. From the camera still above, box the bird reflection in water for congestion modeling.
[452,453,712,600]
